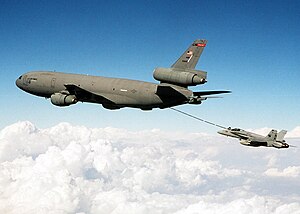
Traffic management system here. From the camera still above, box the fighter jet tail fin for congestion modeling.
[171,39,207,69]
[276,130,287,142]
[264,129,277,141]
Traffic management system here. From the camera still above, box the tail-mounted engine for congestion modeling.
[50,92,77,107]
[153,67,207,87]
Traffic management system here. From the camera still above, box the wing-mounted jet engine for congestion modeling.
[50,92,78,106]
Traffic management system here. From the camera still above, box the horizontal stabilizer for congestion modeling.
[193,90,231,97]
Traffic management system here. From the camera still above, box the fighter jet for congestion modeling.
[16,39,230,110]
[218,128,289,149]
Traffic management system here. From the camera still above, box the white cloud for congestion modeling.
[264,153,278,167]
[246,127,273,136]
[174,196,300,214]
[0,121,299,214]
[265,166,300,178]
[286,126,300,138]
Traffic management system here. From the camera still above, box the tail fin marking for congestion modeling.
[171,39,207,70]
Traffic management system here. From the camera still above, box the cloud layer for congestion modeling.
[0,121,299,214]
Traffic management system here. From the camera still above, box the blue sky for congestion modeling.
[0,0,299,133]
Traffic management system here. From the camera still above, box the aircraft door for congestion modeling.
[51,78,56,88]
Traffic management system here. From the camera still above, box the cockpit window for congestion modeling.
[18,75,22,80]
[232,128,241,131]
[26,77,37,84]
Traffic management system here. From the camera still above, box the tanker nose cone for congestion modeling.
[16,76,22,89]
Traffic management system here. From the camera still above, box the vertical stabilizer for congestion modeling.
[171,39,207,69]
[276,130,287,142]
[265,129,277,141]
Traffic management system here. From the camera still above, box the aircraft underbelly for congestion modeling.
[240,140,268,147]
[103,93,156,105]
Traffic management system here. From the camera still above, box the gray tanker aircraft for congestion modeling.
[16,39,230,110]
[218,128,289,149]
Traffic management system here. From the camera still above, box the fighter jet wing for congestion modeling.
[193,90,231,96]
[64,84,115,104]
[235,132,253,140]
